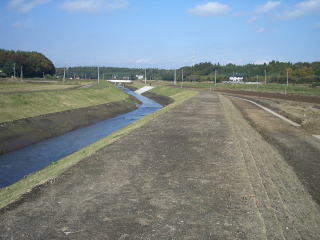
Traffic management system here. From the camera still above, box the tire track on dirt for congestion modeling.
[221,95,320,239]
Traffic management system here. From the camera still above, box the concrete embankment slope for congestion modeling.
[1,92,320,239]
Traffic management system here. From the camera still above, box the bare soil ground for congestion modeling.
[230,96,320,206]
[1,92,320,239]
[240,97,320,135]
[216,89,320,104]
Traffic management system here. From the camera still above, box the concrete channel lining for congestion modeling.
[135,86,154,95]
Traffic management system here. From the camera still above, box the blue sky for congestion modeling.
[0,0,319,68]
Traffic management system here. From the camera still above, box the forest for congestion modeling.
[56,61,320,84]
[0,49,55,78]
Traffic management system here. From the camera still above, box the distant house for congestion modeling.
[136,75,144,80]
[229,75,244,83]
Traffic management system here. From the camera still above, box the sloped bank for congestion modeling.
[126,85,174,106]
[0,96,140,154]
[0,87,197,210]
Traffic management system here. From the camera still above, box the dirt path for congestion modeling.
[230,96,320,205]
[1,92,320,239]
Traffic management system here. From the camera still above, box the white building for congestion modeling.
[229,76,244,83]
[136,75,144,80]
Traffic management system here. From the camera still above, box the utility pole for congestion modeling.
[63,67,66,82]
[13,63,16,79]
[264,69,267,85]
[97,66,100,84]
[286,69,289,87]
[174,69,177,85]
[145,69,147,85]
[20,66,23,81]
[214,69,217,87]
[43,72,45,79]
[181,69,184,88]
[256,75,259,88]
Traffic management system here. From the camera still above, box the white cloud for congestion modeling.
[284,0,320,18]
[12,21,25,28]
[247,16,259,23]
[255,1,281,14]
[12,18,31,28]
[188,2,230,17]
[257,27,266,33]
[61,0,129,13]
[8,0,50,13]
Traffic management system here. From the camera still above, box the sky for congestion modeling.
[0,0,319,68]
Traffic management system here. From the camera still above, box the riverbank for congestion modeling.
[0,97,139,154]
[0,87,197,209]
[126,85,174,106]
[2,91,319,238]
[0,85,176,154]
[0,81,129,123]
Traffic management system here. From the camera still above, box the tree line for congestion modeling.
[57,61,320,84]
[0,49,55,78]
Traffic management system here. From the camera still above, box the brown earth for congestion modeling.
[1,92,320,239]
[0,96,139,154]
[229,96,320,205]
[232,96,320,135]
[141,91,173,106]
[216,89,320,104]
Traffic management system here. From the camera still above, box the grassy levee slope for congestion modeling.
[0,86,197,210]
[0,81,86,93]
[172,81,320,96]
[0,81,129,123]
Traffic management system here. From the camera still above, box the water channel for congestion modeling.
[0,88,162,188]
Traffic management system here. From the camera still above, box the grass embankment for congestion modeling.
[0,86,197,210]
[173,81,320,96]
[0,81,130,123]
[0,81,88,93]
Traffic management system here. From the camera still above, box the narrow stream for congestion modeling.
[0,88,162,188]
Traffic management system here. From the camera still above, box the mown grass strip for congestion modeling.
[0,88,197,210]
[0,82,129,123]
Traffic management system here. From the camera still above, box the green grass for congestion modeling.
[150,86,184,97]
[165,81,320,97]
[131,81,147,89]
[0,87,197,210]
[0,82,83,93]
[0,81,129,123]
